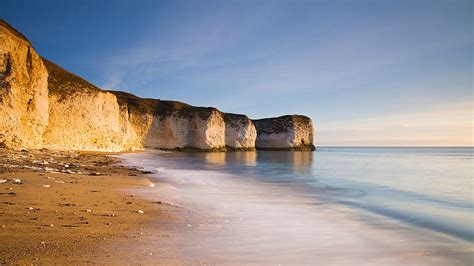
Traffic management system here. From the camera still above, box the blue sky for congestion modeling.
[2,0,472,146]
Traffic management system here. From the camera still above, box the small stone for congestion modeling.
[40,241,45,244]
[0,179,7,184]
[149,183,155,188]
[86,209,92,213]
[42,185,52,188]
[50,224,54,227]
[13,178,22,184]
[137,210,144,214]
[64,164,70,168]
[28,207,34,210]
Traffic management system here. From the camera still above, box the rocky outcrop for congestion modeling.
[224,113,256,150]
[0,20,316,152]
[0,20,49,149]
[112,91,226,151]
[253,115,315,151]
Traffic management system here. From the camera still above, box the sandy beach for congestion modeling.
[0,149,179,265]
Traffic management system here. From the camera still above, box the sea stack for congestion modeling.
[253,115,316,151]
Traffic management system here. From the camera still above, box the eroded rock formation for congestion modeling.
[0,20,49,149]
[113,91,226,151]
[42,60,138,151]
[224,113,256,150]
[253,115,316,151]
[0,20,315,152]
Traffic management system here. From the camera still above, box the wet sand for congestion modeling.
[0,149,178,264]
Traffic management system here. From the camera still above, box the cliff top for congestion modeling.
[0,19,32,45]
[110,90,221,120]
[43,58,103,97]
[253,115,312,134]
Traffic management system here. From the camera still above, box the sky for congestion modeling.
[1,0,472,146]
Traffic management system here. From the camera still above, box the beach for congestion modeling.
[0,149,181,264]
[1,148,473,265]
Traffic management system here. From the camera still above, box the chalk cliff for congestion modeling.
[112,91,226,151]
[253,115,316,151]
[42,60,138,151]
[0,20,315,152]
[0,20,49,149]
[224,113,257,151]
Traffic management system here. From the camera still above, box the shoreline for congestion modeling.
[0,148,179,264]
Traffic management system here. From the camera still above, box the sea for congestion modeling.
[119,147,473,265]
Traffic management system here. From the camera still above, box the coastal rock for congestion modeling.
[148,108,226,150]
[223,113,256,150]
[253,115,315,151]
[0,20,49,149]
[41,60,138,151]
[0,20,316,152]
[112,91,226,151]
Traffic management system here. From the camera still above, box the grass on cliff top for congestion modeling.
[41,56,250,120]
[42,58,102,96]
[252,115,312,134]
[0,19,31,45]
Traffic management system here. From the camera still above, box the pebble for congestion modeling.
[86,209,92,213]
[13,178,22,184]
[149,183,155,188]
[50,224,54,227]
[42,185,52,188]
[137,210,144,214]
[28,207,34,210]
[0,179,7,184]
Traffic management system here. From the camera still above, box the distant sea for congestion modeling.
[120,147,474,265]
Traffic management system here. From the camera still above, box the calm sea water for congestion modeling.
[120,147,473,265]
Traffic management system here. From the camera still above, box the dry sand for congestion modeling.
[0,149,178,265]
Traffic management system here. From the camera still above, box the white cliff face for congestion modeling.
[43,91,137,151]
[41,59,138,152]
[143,109,226,150]
[0,21,49,149]
[253,115,315,151]
[224,114,256,150]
